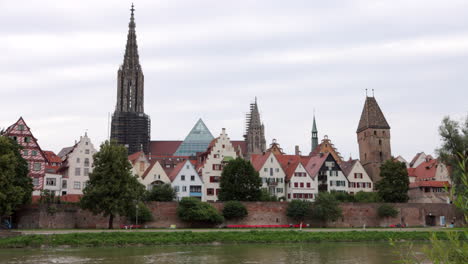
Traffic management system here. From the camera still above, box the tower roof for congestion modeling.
[312,115,317,132]
[173,119,214,156]
[356,96,390,133]
[122,3,141,71]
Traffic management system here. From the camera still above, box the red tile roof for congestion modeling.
[409,181,450,188]
[303,153,329,179]
[250,153,270,171]
[128,151,144,164]
[231,141,247,155]
[141,160,157,180]
[149,141,182,156]
[43,150,62,164]
[340,159,357,176]
[275,155,304,181]
[168,161,187,182]
[407,158,438,180]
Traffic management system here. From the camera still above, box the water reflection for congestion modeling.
[0,242,416,264]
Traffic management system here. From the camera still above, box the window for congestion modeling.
[62,180,67,189]
[32,150,37,156]
[165,164,171,168]
[288,194,291,199]
[271,158,273,163]
[186,165,189,169]
[85,141,88,145]
[85,149,90,154]
[76,158,80,163]
[374,130,377,135]
[84,168,89,176]
[277,188,283,193]
[275,168,279,172]
[32,178,39,186]
[210,176,220,183]
[73,181,81,189]
[85,158,90,167]
[182,186,187,192]
[33,163,41,171]
[264,168,268,172]
[24,137,31,143]
[181,175,185,181]
[207,188,214,195]
[75,168,81,176]
[216,189,220,195]
[213,154,220,158]
[174,186,180,192]
[46,178,56,186]
[270,168,273,176]
[330,181,334,186]
[380,152,383,161]
[354,173,362,179]
[82,181,87,189]
[18,124,24,131]
[300,182,304,188]
[379,139,382,145]
[191,175,195,181]
[294,182,298,188]
[23,150,28,156]
[306,183,311,188]
[212,164,222,170]
[222,145,225,148]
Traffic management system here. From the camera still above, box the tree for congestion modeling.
[126,201,153,224]
[0,136,33,217]
[177,197,223,225]
[287,200,311,222]
[80,140,145,229]
[376,160,409,203]
[354,191,382,203]
[218,157,262,201]
[144,183,176,202]
[311,192,342,226]
[437,115,468,193]
[330,191,355,202]
[377,204,398,218]
[222,201,248,220]
[259,188,278,201]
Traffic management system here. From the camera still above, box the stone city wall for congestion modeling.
[15,202,464,229]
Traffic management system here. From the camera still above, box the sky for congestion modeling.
[1,0,467,161]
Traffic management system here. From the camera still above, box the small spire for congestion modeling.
[365,88,368,97]
[372,89,375,97]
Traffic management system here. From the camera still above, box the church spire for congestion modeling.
[244,98,266,157]
[311,114,318,152]
[115,4,144,113]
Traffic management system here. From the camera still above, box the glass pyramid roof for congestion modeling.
[174,119,214,156]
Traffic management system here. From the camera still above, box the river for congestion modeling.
[0,242,418,263]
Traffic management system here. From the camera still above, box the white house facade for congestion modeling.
[170,160,204,201]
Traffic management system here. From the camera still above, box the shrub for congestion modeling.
[259,188,278,201]
[177,197,224,224]
[311,192,342,225]
[330,191,355,202]
[126,202,153,224]
[354,191,382,203]
[222,201,248,220]
[287,200,312,221]
[377,204,399,218]
[144,183,176,202]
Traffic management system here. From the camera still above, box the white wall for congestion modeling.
[346,161,373,193]
[258,153,286,198]
[286,163,318,201]
[172,160,205,201]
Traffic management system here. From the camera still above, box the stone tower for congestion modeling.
[244,98,266,158]
[357,95,391,183]
[111,4,151,155]
[311,115,318,153]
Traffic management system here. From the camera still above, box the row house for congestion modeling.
[57,133,97,199]
[3,117,47,196]
[43,151,64,196]
[313,153,348,193]
[280,155,319,201]
[169,160,204,201]
[198,128,239,202]
[251,152,287,198]
[340,159,373,193]
[139,160,171,190]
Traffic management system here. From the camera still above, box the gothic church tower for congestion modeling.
[311,115,318,153]
[244,98,266,158]
[111,4,150,155]
[357,95,391,184]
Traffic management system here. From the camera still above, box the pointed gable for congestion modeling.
[356,96,390,133]
[174,119,214,156]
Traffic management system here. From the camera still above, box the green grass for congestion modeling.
[0,230,465,248]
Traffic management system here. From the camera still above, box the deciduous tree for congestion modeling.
[218,158,262,201]
[376,160,409,203]
[80,140,145,229]
[144,183,176,202]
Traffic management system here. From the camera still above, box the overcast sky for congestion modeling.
[1,0,467,161]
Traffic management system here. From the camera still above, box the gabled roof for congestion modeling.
[356,96,390,133]
[149,141,183,156]
[174,119,214,156]
[409,158,440,180]
[304,153,330,179]
[58,146,75,158]
[275,155,304,181]
[128,151,145,164]
[168,160,195,182]
[250,153,271,171]
[340,159,358,177]
[43,151,62,164]
[409,181,450,188]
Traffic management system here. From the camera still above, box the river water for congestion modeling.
[0,242,416,264]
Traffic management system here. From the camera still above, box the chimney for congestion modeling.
[295,145,300,156]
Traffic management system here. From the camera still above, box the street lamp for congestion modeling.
[135,202,139,227]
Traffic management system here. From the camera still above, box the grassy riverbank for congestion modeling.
[0,230,464,248]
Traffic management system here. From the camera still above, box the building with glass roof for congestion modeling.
[173,119,214,156]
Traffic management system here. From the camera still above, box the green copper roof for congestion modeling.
[312,115,318,132]
[174,119,214,156]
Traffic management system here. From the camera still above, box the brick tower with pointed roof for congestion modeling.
[111,4,151,155]
[357,95,391,183]
[244,98,266,158]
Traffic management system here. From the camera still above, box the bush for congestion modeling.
[222,201,248,220]
[311,192,342,225]
[287,200,312,221]
[144,184,176,202]
[126,202,153,224]
[354,191,382,203]
[259,188,278,201]
[330,191,355,202]
[177,197,224,224]
[377,204,399,218]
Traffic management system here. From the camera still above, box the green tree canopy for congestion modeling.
[377,204,399,218]
[144,183,176,202]
[126,201,153,224]
[311,192,343,225]
[437,115,468,193]
[0,136,33,217]
[80,140,145,229]
[218,157,262,201]
[287,200,312,222]
[376,160,409,203]
[177,197,223,224]
[222,201,248,220]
